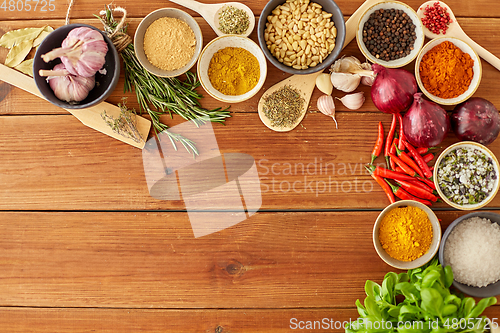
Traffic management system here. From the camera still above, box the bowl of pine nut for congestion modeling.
[257,0,346,74]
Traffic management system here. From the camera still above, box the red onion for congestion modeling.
[370,63,417,114]
[403,93,450,148]
[451,97,500,145]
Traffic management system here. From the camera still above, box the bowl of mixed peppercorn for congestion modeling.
[434,141,500,210]
[356,1,425,68]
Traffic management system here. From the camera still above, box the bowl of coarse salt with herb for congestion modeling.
[373,200,441,270]
[197,34,267,103]
[434,141,500,210]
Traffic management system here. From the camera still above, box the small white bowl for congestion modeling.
[357,1,425,68]
[434,141,500,210]
[197,35,267,103]
[415,37,481,105]
[373,200,441,270]
[134,8,203,77]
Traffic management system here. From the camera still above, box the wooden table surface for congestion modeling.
[1,0,500,331]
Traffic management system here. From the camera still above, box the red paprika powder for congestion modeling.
[419,41,474,99]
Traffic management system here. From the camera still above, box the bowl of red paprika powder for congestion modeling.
[373,200,441,269]
[415,37,481,105]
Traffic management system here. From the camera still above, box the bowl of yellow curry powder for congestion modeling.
[197,35,267,103]
[373,200,441,269]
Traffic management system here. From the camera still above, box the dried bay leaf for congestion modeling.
[14,59,34,77]
[0,26,46,49]
[5,40,33,67]
[32,26,54,47]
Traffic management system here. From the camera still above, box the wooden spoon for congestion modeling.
[417,0,500,71]
[258,0,384,132]
[258,73,320,132]
[0,63,151,149]
[168,0,255,37]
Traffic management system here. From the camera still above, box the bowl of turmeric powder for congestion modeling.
[197,35,267,103]
[415,37,481,105]
[373,200,441,269]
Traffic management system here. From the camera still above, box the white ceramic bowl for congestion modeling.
[415,37,481,105]
[373,200,441,270]
[134,8,203,77]
[357,1,425,68]
[197,35,267,103]
[434,141,500,210]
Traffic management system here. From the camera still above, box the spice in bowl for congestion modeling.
[378,205,433,261]
[362,8,417,61]
[436,146,497,206]
[263,0,337,70]
[262,85,305,128]
[143,17,196,71]
[419,41,474,99]
[208,47,260,96]
[420,1,452,35]
[444,216,500,287]
[218,6,250,35]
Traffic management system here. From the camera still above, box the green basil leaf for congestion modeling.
[467,297,497,319]
[395,282,420,303]
[421,288,443,318]
[442,304,458,316]
[421,270,441,289]
[365,296,383,320]
[398,272,409,283]
[443,266,454,288]
[357,299,369,317]
[444,294,461,307]
[382,272,398,304]
[459,297,475,317]
[366,280,383,300]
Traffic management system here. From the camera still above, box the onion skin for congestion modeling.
[451,97,500,145]
[403,93,450,148]
[370,64,417,114]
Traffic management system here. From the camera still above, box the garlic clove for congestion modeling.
[338,91,365,110]
[315,73,333,95]
[361,75,375,86]
[330,72,361,92]
[317,94,338,128]
[331,55,362,73]
[47,63,95,103]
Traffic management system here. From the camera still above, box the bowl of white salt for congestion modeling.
[439,211,500,297]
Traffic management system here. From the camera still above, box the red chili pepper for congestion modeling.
[389,138,398,170]
[396,113,405,151]
[371,173,395,204]
[371,121,384,164]
[395,146,424,178]
[385,180,432,206]
[366,164,416,182]
[422,153,434,164]
[395,166,403,173]
[389,152,417,177]
[416,147,437,155]
[395,179,438,202]
[403,140,433,178]
[384,114,397,167]
[408,179,434,194]
[418,177,437,190]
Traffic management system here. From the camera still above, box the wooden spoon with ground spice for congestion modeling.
[417,0,500,71]
[168,0,255,37]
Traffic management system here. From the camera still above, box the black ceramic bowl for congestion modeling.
[33,23,120,109]
[257,0,346,75]
[439,211,500,297]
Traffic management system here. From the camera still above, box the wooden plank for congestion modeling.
[0,307,498,332]
[2,0,500,21]
[0,210,499,309]
[1,112,500,210]
[2,17,500,115]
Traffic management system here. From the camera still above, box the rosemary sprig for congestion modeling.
[97,6,231,156]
